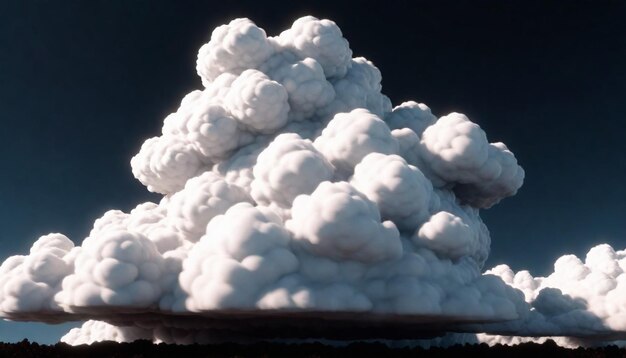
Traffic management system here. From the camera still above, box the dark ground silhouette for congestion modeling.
[0,340,625,358]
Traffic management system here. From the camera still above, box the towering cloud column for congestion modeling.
[2,15,623,348]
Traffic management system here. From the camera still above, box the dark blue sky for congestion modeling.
[1,0,625,344]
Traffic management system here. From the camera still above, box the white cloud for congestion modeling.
[5,15,621,348]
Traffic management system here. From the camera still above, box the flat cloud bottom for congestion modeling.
[6,310,505,340]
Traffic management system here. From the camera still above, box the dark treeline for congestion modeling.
[0,340,625,358]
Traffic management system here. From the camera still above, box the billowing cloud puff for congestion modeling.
[183,102,242,160]
[351,153,435,232]
[485,244,626,334]
[162,95,247,162]
[167,171,252,242]
[314,108,398,177]
[434,189,491,266]
[196,18,274,86]
[418,112,524,208]
[453,142,525,208]
[415,211,479,260]
[324,57,392,118]
[385,101,437,137]
[0,234,74,314]
[261,53,335,121]
[392,128,422,167]
[251,133,334,210]
[288,181,402,263]
[6,15,625,349]
[419,112,493,186]
[55,230,172,309]
[225,69,290,133]
[125,202,183,254]
[130,136,206,195]
[213,140,265,192]
[177,203,298,311]
[61,320,152,346]
[277,16,352,79]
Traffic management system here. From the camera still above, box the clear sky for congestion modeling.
[1,0,625,344]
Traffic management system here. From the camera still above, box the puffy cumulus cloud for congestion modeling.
[406,245,626,348]
[61,320,152,346]
[392,128,422,167]
[176,203,298,311]
[400,332,591,349]
[182,102,242,160]
[453,142,525,208]
[351,153,435,232]
[196,18,274,86]
[167,171,252,242]
[55,230,176,309]
[251,133,334,211]
[323,57,392,118]
[261,53,336,121]
[0,234,74,314]
[471,334,604,349]
[5,15,625,348]
[418,112,492,186]
[225,69,290,133]
[418,113,524,208]
[130,136,207,195]
[314,108,398,177]
[83,202,185,256]
[276,16,352,79]
[385,101,437,137]
[415,211,479,260]
[464,244,626,342]
[287,181,402,263]
[431,189,491,266]
[160,83,251,162]
[213,140,266,192]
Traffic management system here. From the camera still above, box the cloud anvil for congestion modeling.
[1,16,625,347]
